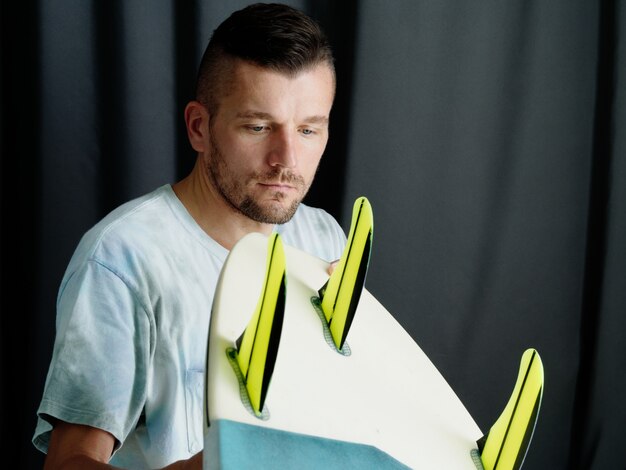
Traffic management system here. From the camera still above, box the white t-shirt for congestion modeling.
[33,184,346,469]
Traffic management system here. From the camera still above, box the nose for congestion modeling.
[267,128,297,169]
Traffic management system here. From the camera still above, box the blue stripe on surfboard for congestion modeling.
[204,419,411,470]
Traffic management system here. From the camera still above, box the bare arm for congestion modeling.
[44,421,202,470]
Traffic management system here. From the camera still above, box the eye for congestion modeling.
[249,125,265,133]
[301,128,314,136]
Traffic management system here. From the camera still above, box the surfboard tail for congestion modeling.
[234,233,287,416]
[477,348,544,470]
[319,196,374,350]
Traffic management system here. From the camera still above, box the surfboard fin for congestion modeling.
[477,348,544,470]
[318,196,373,350]
[234,233,287,416]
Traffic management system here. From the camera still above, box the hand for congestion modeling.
[163,451,202,470]
[327,259,340,275]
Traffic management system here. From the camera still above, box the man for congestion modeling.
[33,3,346,469]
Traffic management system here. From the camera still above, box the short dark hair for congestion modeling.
[195,3,335,112]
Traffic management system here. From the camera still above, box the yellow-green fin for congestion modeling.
[478,348,544,470]
[319,197,373,350]
[235,233,287,416]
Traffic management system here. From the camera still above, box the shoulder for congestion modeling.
[76,186,173,256]
[62,185,184,283]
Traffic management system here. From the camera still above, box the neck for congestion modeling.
[172,158,274,250]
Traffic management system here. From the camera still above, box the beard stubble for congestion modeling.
[206,137,311,224]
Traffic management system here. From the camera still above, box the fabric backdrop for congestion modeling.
[1,1,624,468]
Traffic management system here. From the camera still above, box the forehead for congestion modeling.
[215,59,336,120]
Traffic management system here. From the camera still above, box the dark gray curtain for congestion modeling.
[1,1,624,469]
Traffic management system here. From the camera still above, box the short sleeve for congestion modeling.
[32,260,153,454]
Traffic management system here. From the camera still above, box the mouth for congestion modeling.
[259,182,294,189]
[254,170,305,197]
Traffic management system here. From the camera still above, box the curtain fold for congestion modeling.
[569,1,626,468]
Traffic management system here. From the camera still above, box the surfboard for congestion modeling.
[202,197,543,469]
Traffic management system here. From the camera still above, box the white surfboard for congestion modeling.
[202,198,543,469]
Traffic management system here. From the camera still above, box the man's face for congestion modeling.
[205,60,335,224]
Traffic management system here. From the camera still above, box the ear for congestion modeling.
[184,101,210,153]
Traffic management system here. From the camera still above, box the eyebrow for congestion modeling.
[235,111,329,125]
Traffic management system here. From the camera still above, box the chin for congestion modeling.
[264,203,300,224]
[239,196,301,225]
